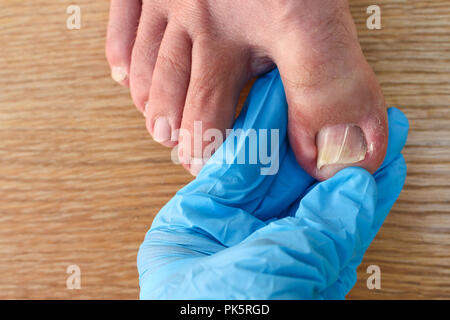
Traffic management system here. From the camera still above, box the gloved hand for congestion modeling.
[137,69,408,299]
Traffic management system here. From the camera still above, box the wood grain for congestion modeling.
[0,0,449,299]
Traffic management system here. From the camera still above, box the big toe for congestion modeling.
[283,62,388,181]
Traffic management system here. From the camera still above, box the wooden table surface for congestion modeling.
[0,0,449,299]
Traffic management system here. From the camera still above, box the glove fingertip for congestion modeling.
[380,107,409,169]
[298,167,376,218]
[375,153,407,197]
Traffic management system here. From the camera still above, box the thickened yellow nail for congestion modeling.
[316,124,367,170]
[111,66,127,83]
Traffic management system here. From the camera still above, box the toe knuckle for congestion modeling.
[157,53,190,78]
[133,38,158,65]
[187,78,215,111]
[130,65,150,86]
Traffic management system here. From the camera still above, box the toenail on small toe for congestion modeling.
[316,124,367,170]
[111,66,127,83]
[152,117,172,143]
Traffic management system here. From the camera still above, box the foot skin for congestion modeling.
[106,0,387,180]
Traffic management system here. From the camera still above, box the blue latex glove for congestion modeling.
[137,69,408,299]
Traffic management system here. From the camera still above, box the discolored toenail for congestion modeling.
[111,66,127,83]
[316,124,367,170]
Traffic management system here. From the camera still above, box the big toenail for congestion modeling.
[111,66,127,83]
[152,117,172,143]
[316,124,367,169]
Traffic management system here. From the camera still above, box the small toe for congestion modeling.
[106,0,141,86]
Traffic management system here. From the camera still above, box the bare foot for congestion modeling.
[105,0,387,180]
